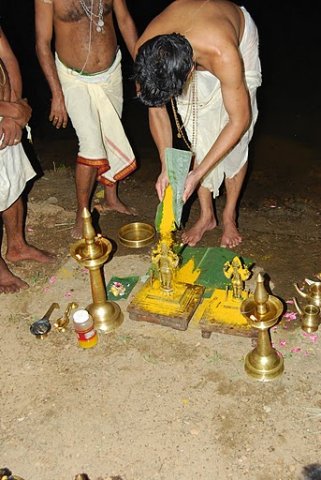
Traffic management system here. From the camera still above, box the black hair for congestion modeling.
[133,33,194,107]
[301,464,321,480]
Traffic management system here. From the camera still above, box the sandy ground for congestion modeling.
[1,249,321,480]
[1,98,321,479]
[1,246,321,480]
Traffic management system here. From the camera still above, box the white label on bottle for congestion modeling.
[84,330,96,339]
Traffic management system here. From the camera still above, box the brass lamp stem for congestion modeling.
[89,268,107,304]
[256,330,273,357]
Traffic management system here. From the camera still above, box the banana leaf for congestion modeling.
[155,147,192,232]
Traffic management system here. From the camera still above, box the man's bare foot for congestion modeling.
[0,258,29,294]
[71,198,138,240]
[94,200,137,216]
[6,245,56,264]
[71,220,83,240]
[181,217,217,247]
[220,221,242,249]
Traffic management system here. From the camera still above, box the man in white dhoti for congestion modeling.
[0,28,55,293]
[35,0,138,238]
[134,0,262,248]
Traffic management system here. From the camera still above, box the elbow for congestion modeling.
[35,39,49,61]
[229,105,252,139]
[231,115,251,141]
[35,41,42,60]
[243,110,251,134]
[237,107,251,137]
[243,98,253,132]
[35,39,43,55]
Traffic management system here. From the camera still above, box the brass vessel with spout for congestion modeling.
[294,281,321,307]
[70,208,122,333]
[241,273,284,381]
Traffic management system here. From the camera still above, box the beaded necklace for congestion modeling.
[79,0,105,33]
[78,0,105,73]
[170,72,198,154]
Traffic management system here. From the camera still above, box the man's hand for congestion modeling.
[156,169,169,201]
[49,95,68,129]
[0,98,31,127]
[10,99,32,127]
[182,170,200,203]
[0,117,22,149]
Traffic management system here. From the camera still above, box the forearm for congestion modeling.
[0,100,21,118]
[36,42,64,100]
[195,52,252,179]
[0,62,10,102]
[119,19,138,59]
[149,107,173,169]
[0,98,31,127]
[3,56,22,99]
[114,0,138,59]
[194,117,250,180]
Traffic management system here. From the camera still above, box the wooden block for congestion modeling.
[199,318,257,338]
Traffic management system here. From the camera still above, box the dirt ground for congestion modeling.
[1,83,321,480]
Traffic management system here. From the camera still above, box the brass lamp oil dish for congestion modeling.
[118,222,155,248]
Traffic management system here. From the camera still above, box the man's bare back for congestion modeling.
[47,0,118,71]
[138,0,244,75]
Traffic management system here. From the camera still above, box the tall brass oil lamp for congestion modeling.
[70,208,122,333]
[241,272,284,381]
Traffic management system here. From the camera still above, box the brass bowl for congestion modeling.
[118,222,155,248]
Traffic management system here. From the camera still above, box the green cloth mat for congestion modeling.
[178,246,254,298]
[107,275,139,301]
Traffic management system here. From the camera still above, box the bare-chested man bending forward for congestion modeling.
[35,0,138,238]
[134,0,262,248]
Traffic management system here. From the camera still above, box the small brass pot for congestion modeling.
[293,297,320,333]
[300,304,320,333]
[118,222,155,248]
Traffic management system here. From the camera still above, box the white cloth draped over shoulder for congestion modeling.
[177,6,262,198]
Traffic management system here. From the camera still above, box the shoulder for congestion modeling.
[35,0,53,4]
[35,0,54,15]
[190,23,240,71]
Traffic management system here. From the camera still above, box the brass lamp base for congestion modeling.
[87,301,123,333]
[244,344,284,381]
